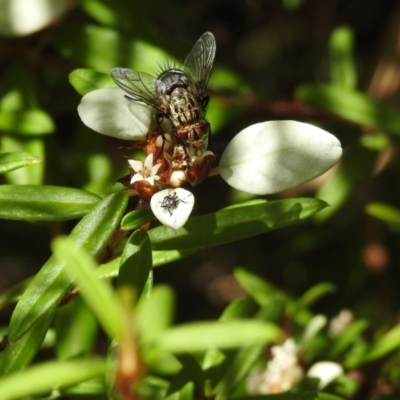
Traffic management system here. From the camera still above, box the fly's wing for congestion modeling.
[183,32,216,97]
[111,68,162,110]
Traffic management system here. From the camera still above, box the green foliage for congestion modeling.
[1,2,400,400]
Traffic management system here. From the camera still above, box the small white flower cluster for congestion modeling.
[247,338,344,394]
[247,339,304,394]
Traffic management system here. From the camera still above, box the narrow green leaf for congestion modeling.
[365,202,400,225]
[364,323,400,362]
[121,208,154,230]
[117,230,153,300]
[153,321,281,353]
[234,268,283,307]
[0,358,106,400]
[2,137,44,184]
[0,152,41,174]
[136,285,175,341]
[296,84,400,135]
[0,109,54,135]
[330,320,368,357]
[7,191,128,343]
[69,68,115,95]
[296,282,336,309]
[0,185,101,221]
[329,26,357,89]
[0,312,54,376]
[149,198,327,250]
[233,393,345,400]
[52,236,123,339]
[315,141,378,221]
[54,296,98,360]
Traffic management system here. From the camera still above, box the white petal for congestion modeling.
[0,0,69,37]
[128,159,144,172]
[78,88,155,140]
[307,361,343,388]
[219,121,342,195]
[150,188,194,230]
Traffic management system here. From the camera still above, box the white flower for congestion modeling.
[219,120,342,195]
[150,188,194,230]
[247,339,304,394]
[77,88,155,140]
[307,361,343,389]
[128,153,161,186]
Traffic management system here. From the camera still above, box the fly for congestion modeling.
[111,32,216,160]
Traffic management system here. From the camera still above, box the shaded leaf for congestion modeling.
[0,185,101,221]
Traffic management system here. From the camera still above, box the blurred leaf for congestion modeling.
[0,358,106,400]
[316,141,378,220]
[0,278,31,310]
[166,381,194,400]
[296,282,336,309]
[296,84,400,135]
[69,68,115,96]
[117,230,153,300]
[330,320,368,357]
[7,192,128,343]
[153,320,281,353]
[329,26,357,89]
[52,237,123,340]
[2,136,44,184]
[364,323,400,363]
[149,198,328,250]
[53,25,172,74]
[137,285,175,343]
[233,393,344,400]
[55,297,98,360]
[121,208,154,231]
[81,0,136,31]
[234,268,284,307]
[0,185,101,221]
[0,312,54,376]
[0,152,41,174]
[0,0,69,37]
[365,202,400,225]
[0,109,54,135]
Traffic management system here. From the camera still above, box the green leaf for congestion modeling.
[69,68,115,95]
[0,185,101,221]
[53,25,171,74]
[2,137,44,184]
[117,230,153,300]
[365,202,400,225]
[234,268,284,307]
[364,323,400,363]
[121,208,154,231]
[52,236,123,339]
[296,84,400,135]
[153,321,281,353]
[7,191,128,343]
[0,312,54,376]
[136,285,175,343]
[0,108,54,135]
[315,140,378,221]
[0,358,106,400]
[0,152,41,174]
[296,282,336,309]
[233,393,345,400]
[54,297,98,360]
[329,26,357,89]
[149,198,327,250]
